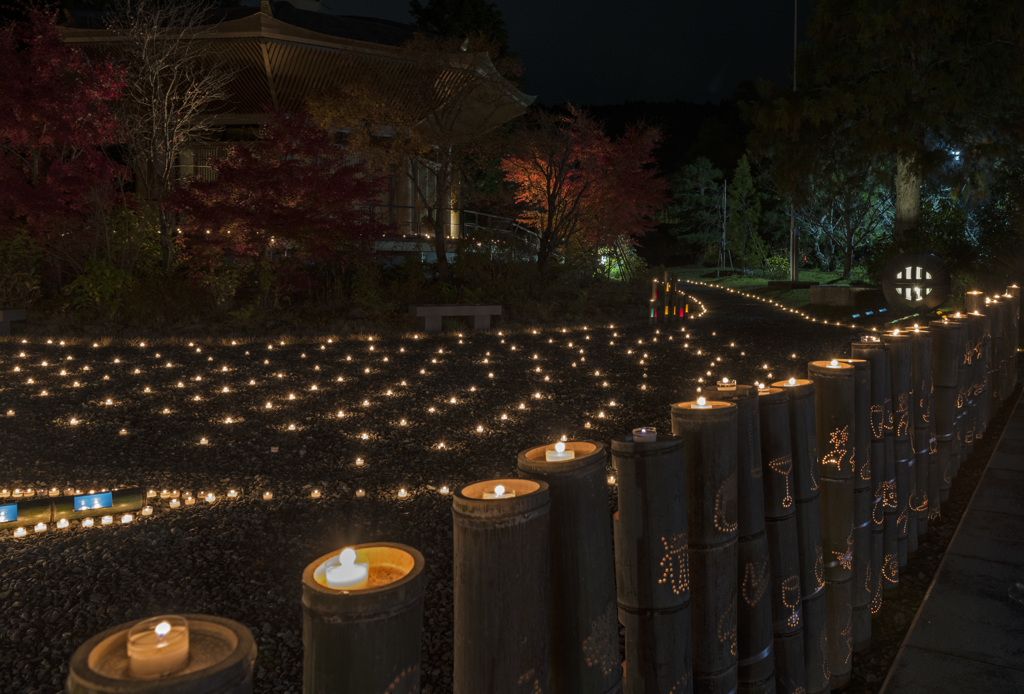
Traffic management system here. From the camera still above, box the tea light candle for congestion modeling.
[546,441,575,462]
[785,377,797,386]
[141,506,153,516]
[34,522,46,533]
[169,499,180,509]
[121,513,133,524]
[82,518,95,528]
[310,489,321,499]
[205,493,216,503]
[398,488,408,499]
[127,616,190,678]
[13,527,26,537]
[483,484,516,499]
[324,547,369,589]
[184,497,195,506]
[718,378,736,391]
[159,490,170,499]
[101,515,113,525]
[147,489,157,498]
[632,427,657,443]
[57,518,69,528]
[355,489,365,498]
[262,491,273,501]
[227,489,239,499]
[692,396,712,409]
[827,359,841,368]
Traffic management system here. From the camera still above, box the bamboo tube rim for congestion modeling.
[311,544,418,592]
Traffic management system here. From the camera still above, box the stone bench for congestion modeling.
[410,304,502,333]
[0,308,26,336]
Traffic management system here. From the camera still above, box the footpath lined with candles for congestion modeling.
[0,283,1018,693]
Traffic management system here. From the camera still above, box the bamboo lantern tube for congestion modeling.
[806,360,855,690]
[66,615,256,694]
[713,385,775,694]
[954,313,974,469]
[517,441,622,694]
[453,478,552,694]
[850,339,894,605]
[929,319,962,504]
[967,311,991,449]
[881,332,913,567]
[909,328,933,538]
[838,358,872,653]
[302,543,425,694]
[1006,285,1020,391]
[771,378,828,694]
[987,297,1008,406]
[847,339,888,622]
[757,387,807,694]
[610,431,692,694]
[670,398,739,694]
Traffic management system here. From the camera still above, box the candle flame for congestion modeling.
[830,359,838,367]
[555,441,566,453]
[788,377,796,385]
[339,547,356,568]
[697,396,706,406]
[494,484,506,496]
[154,621,171,639]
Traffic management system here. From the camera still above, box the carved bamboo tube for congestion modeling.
[838,358,871,653]
[881,332,913,567]
[772,378,828,694]
[453,478,551,694]
[850,340,889,622]
[929,319,962,504]
[302,543,425,694]
[611,433,692,694]
[1006,284,1020,392]
[671,399,739,694]
[988,297,1007,406]
[910,328,933,537]
[517,441,622,694]
[807,360,855,691]
[968,311,991,449]
[713,385,774,694]
[758,387,806,694]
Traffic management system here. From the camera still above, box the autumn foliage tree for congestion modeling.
[171,112,389,304]
[0,8,125,246]
[500,106,666,273]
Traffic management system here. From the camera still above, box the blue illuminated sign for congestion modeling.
[0,503,15,523]
[75,492,113,512]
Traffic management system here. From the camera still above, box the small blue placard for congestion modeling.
[0,503,16,523]
[75,492,113,512]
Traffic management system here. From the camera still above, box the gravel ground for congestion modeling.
[0,286,1003,693]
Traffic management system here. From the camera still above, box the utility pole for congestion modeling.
[789,0,799,284]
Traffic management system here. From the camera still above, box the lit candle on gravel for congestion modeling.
[127,616,190,678]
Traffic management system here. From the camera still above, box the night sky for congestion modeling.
[331,0,811,105]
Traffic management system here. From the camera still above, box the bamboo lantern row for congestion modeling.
[651,271,687,321]
[62,287,1018,694]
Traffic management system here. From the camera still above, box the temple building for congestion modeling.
[61,0,533,256]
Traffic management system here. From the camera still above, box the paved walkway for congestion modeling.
[881,390,1024,692]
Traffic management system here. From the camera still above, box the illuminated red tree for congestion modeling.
[0,9,125,240]
[172,112,389,275]
[500,106,666,272]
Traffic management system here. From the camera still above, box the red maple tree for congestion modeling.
[172,112,390,269]
[0,9,126,240]
[500,106,666,272]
